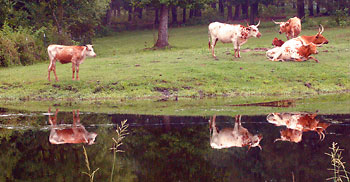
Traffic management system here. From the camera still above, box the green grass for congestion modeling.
[0,22,349,102]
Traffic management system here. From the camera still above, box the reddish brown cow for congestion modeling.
[48,108,97,145]
[266,24,329,62]
[267,112,330,143]
[272,37,285,47]
[47,45,97,81]
[209,115,263,150]
[273,17,301,40]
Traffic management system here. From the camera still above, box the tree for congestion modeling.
[155,4,169,48]
[308,0,314,16]
[297,0,305,18]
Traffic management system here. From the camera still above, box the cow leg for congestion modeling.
[76,63,80,80]
[308,56,319,63]
[237,47,241,58]
[72,63,76,80]
[48,59,56,82]
[211,37,218,59]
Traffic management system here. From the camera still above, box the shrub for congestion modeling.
[0,24,47,67]
[333,8,349,27]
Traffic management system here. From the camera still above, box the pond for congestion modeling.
[0,102,350,182]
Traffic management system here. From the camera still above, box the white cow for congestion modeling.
[47,45,97,81]
[209,115,263,150]
[208,21,261,59]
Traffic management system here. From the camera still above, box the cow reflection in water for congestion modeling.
[267,112,330,143]
[48,108,97,145]
[209,115,263,150]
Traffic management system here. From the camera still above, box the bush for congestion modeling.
[0,24,47,67]
[333,8,349,27]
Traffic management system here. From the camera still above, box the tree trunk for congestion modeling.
[171,5,177,24]
[105,1,113,25]
[316,0,320,15]
[189,9,194,18]
[249,2,258,25]
[281,2,285,13]
[219,0,225,16]
[154,5,169,48]
[227,1,233,21]
[154,8,159,24]
[242,1,249,19]
[136,7,143,19]
[293,0,297,8]
[116,5,121,16]
[297,0,305,18]
[308,0,314,16]
[182,7,186,24]
[211,3,217,9]
[128,7,132,22]
[234,4,240,20]
[194,9,201,17]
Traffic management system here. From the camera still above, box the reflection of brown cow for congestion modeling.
[267,112,330,143]
[48,108,97,145]
[209,115,263,150]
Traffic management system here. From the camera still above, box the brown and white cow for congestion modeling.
[266,24,328,62]
[272,37,285,47]
[209,115,263,150]
[208,21,261,59]
[48,108,97,145]
[266,112,330,143]
[47,45,97,81]
[273,17,301,40]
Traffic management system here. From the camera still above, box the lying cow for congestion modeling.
[48,108,97,145]
[266,24,328,62]
[47,45,97,81]
[209,115,263,150]
[266,112,330,143]
[273,17,301,40]
[272,37,285,47]
[208,21,261,59]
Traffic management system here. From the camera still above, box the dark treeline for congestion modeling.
[0,0,349,67]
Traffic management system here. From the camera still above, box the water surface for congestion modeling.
[0,107,349,182]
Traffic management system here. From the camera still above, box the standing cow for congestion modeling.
[273,17,301,40]
[266,24,328,62]
[47,45,97,81]
[209,115,263,150]
[208,21,261,59]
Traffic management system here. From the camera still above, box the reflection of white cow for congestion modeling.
[48,108,97,145]
[209,115,263,150]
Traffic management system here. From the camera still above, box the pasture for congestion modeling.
[0,23,349,102]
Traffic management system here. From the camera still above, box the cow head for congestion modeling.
[313,24,329,44]
[273,19,290,34]
[87,132,98,145]
[85,45,97,57]
[246,20,262,38]
[248,134,263,150]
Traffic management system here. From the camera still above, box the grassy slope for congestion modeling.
[0,23,349,102]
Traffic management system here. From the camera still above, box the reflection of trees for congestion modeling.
[0,113,350,181]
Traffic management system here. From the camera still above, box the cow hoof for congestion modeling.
[214,57,219,61]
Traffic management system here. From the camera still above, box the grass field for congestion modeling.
[0,22,349,102]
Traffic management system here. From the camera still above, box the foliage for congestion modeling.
[0,24,46,67]
[82,146,100,182]
[333,8,349,27]
[325,142,350,182]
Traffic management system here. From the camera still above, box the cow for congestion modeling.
[208,21,261,59]
[209,115,263,150]
[47,45,97,81]
[48,108,97,145]
[272,37,285,47]
[266,112,330,143]
[266,24,328,62]
[273,17,301,40]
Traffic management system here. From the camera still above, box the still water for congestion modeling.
[0,107,349,182]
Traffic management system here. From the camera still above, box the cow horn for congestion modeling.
[318,24,324,34]
[272,19,281,24]
[256,20,261,27]
[258,144,262,150]
[245,20,249,27]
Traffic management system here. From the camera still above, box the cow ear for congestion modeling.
[247,27,251,31]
